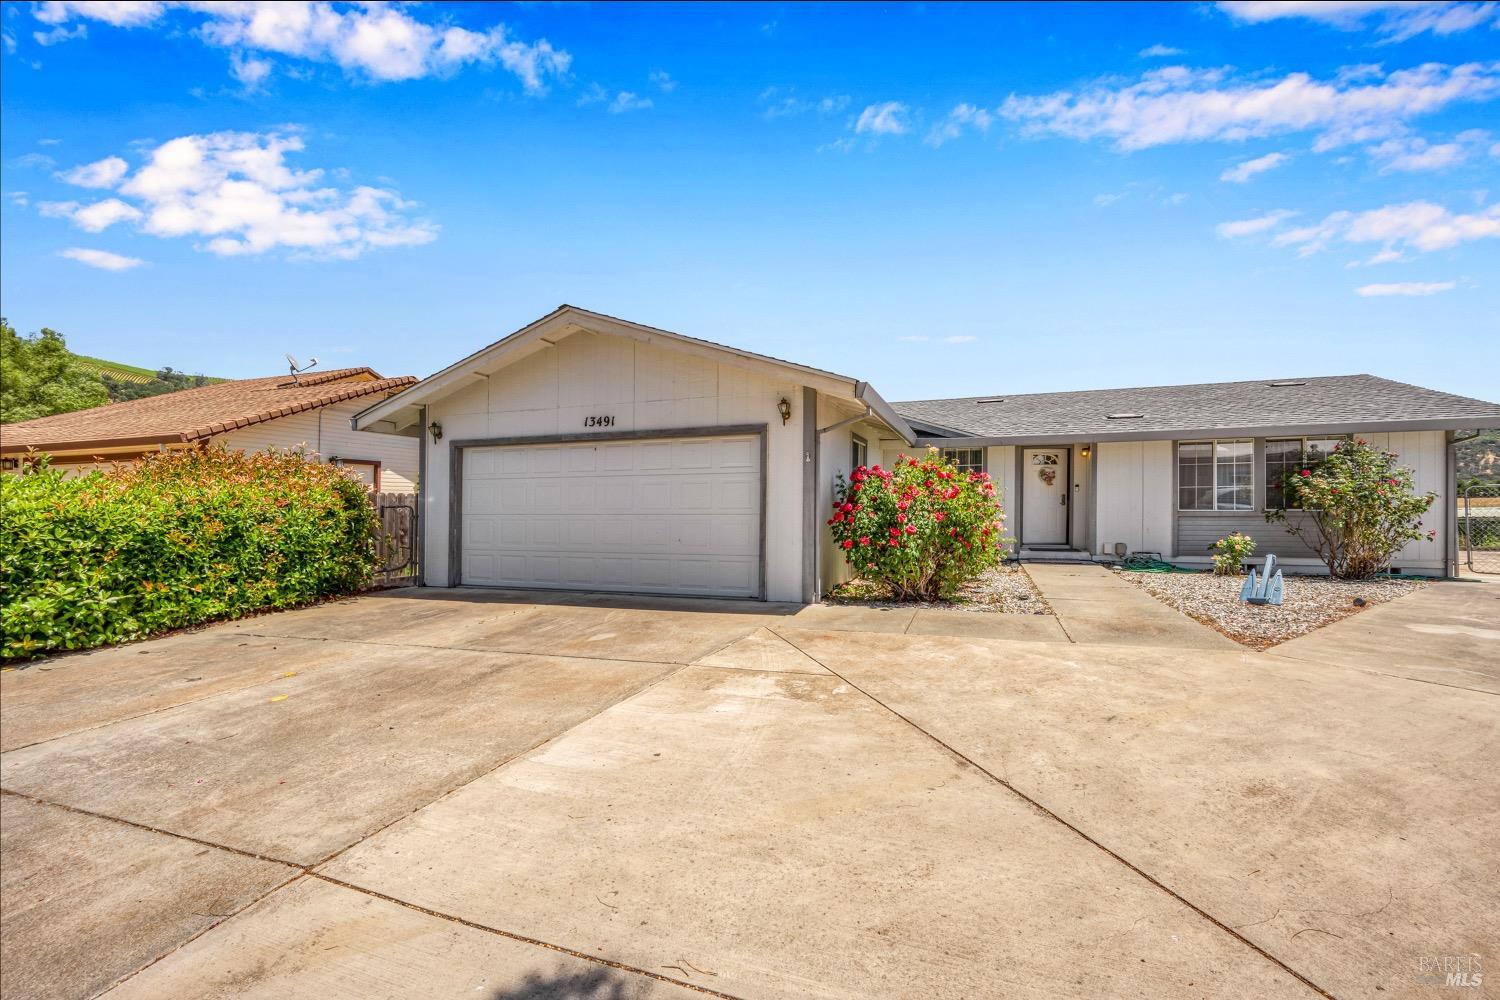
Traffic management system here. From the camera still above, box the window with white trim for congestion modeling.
[1177,440,1252,511]
[851,434,868,470]
[941,448,985,473]
[1265,437,1342,509]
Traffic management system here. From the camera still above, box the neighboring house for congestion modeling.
[1,367,419,492]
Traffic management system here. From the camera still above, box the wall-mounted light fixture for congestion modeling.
[428,420,443,444]
[777,397,792,425]
[1080,445,1091,458]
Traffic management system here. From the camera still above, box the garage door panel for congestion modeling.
[461,435,761,598]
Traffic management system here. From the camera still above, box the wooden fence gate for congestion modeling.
[373,492,418,586]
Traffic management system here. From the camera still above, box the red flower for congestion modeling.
[858,536,870,545]
[1300,469,1311,477]
[904,525,917,535]
[842,539,854,549]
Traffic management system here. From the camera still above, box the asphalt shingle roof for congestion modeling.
[894,374,1500,442]
[1,367,416,453]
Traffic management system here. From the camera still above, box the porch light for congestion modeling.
[428,420,443,444]
[777,397,792,425]
[1080,445,1091,458]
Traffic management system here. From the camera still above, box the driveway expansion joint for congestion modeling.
[309,872,749,1000]
[768,627,1338,1000]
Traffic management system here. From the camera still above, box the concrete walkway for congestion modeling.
[1023,563,1239,648]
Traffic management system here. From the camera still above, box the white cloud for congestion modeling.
[34,2,165,28]
[34,23,87,45]
[1140,43,1184,58]
[1217,209,1298,238]
[1367,129,1490,171]
[1217,1,1500,41]
[70,198,145,232]
[57,155,129,188]
[942,335,978,344]
[1000,62,1500,151]
[926,103,994,146]
[29,2,570,91]
[649,69,675,92]
[1221,151,1290,182]
[59,247,145,271]
[1093,192,1124,207]
[42,129,437,260]
[1227,199,1500,256]
[609,91,652,113]
[1355,280,1456,296]
[231,51,274,91]
[759,88,850,120]
[855,101,909,136]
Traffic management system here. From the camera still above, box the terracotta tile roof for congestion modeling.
[1,367,417,454]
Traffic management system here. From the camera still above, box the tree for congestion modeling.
[102,367,215,403]
[1265,438,1436,579]
[0,319,110,423]
[828,448,1010,600]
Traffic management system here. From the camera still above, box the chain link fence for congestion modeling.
[1459,483,1500,575]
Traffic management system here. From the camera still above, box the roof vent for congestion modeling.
[1268,379,1307,387]
[1105,413,1144,420]
[976,397,1006,404]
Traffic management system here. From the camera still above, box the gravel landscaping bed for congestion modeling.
[826,565,1053,615]
[1122,570,1427,649]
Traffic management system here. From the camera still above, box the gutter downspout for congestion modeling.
[801,387,818,604]
[417,405,428,587]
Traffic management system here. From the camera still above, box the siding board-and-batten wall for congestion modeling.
[420,330,809,601]
[1092,429,1447,571]
[217,396,418,492]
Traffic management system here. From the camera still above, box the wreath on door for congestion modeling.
[1038,467,1057,486]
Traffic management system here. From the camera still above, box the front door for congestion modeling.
[1022,448,1067,545]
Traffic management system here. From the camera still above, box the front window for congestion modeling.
[1178,440,1252,511]
[941,448,985,473]
[851,434,868,469]
[1265,437,1342,509]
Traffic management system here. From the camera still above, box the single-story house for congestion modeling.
[1,367,419,492]
[352,306,1500,601]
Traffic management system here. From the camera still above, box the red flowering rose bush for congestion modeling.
[827,448,1010,601]
[1265,438,1435,579]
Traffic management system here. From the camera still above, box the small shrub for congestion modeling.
[1265,438,1436,579]
[1211,532,1256,575]
[1,448,380,659]
[827,448,1010,601]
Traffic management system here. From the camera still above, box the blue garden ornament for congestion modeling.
[1239,553,1285,606]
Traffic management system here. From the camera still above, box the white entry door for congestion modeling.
[1022,448,1067,545]
[459,435,761,597]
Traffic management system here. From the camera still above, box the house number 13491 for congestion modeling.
[583,415,615,428]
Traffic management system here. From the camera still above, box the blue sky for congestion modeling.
[2,1,1497,402]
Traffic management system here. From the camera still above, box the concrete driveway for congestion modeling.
[2,574,1496,999]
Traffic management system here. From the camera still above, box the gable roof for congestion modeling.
[1,367,416,454]
[353,304,917,444]
[895,374,1500,445]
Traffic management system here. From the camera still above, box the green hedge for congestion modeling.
[1,448,381,659]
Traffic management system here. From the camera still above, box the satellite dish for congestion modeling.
[285,353,320,383]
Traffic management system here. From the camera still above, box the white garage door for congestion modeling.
[459,434,762,597]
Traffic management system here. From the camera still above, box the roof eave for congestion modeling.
[854,382,917,445]
[914,414,1500,448]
